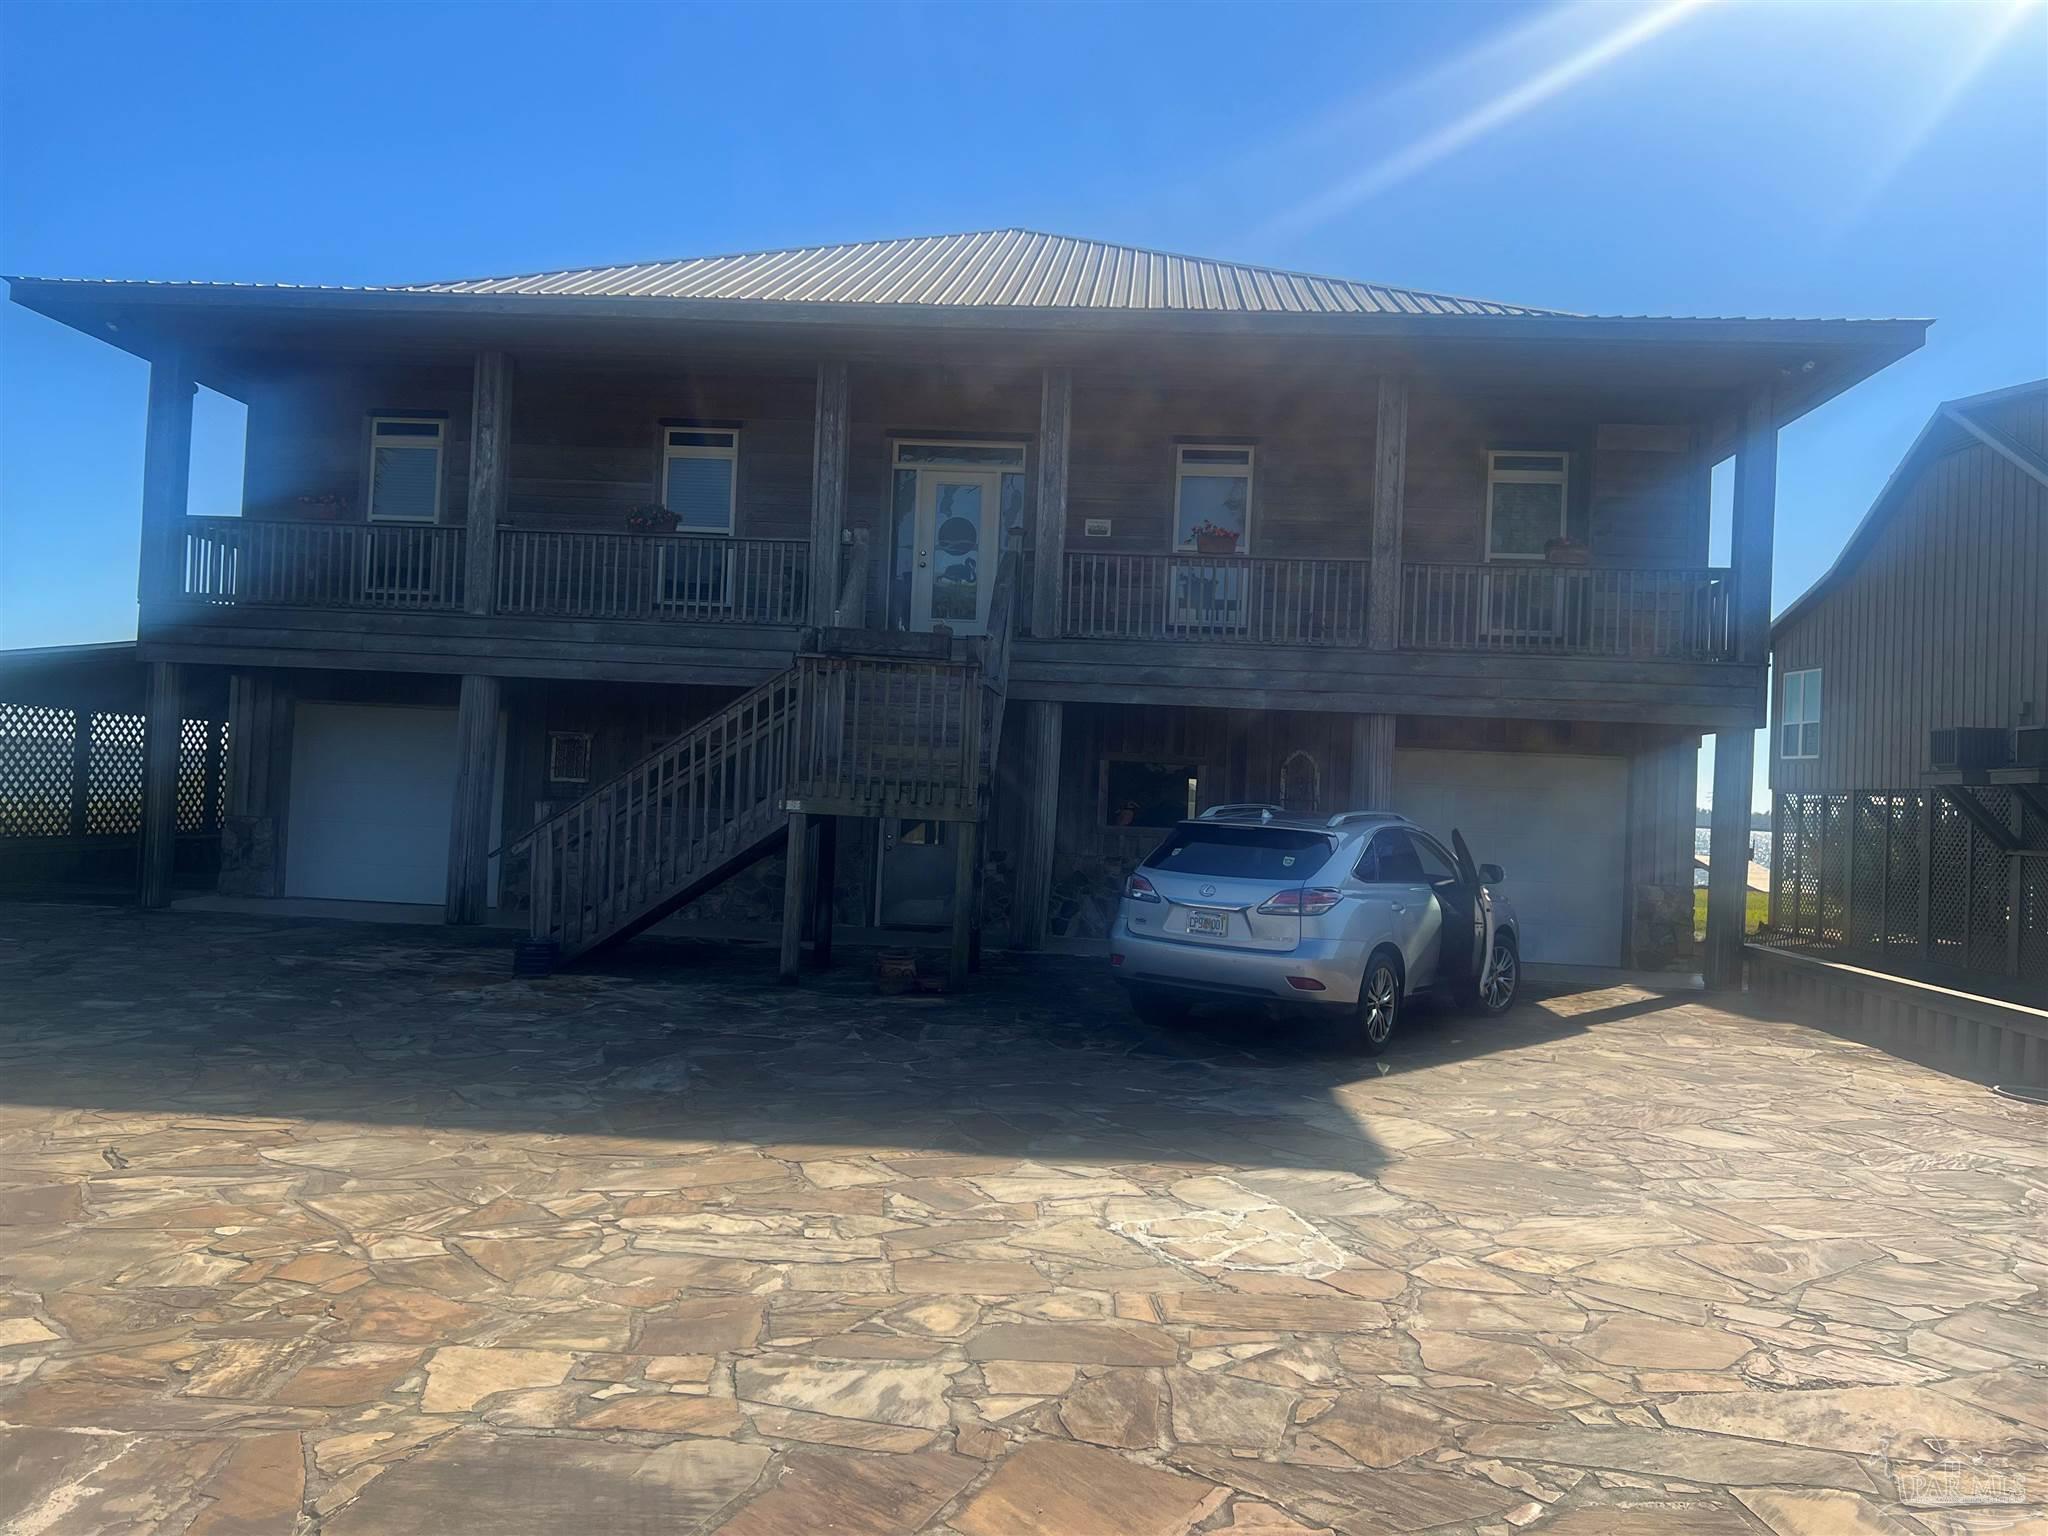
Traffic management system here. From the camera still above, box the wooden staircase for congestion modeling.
[509,551,1017,967]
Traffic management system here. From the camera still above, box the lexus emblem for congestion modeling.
[1199,883,1217,898]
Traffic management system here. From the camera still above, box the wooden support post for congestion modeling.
[1349,713,1395,809]
[809,815,837,970]
[1731,386,1778,665]
[949,818,979,992]
[445,674,501,924]
[1032,367,1072,638]
[140,353,195,605]
[779,811,811,983]
[1367,374,1408,651]
[810,362,850,628]
[139,661,182,909]
[465,351,511,616]
[2009,792,2026,982]
[67,709,93,838]
[1013,700,1063,950]
[1704,728,1755,989]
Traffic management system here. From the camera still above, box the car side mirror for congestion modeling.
[1479,863,1505,884]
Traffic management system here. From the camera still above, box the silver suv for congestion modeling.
[1111,806,1520,1054]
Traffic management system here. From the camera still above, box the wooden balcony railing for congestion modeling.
[497,531,809,624]
[789,653,983,819]
[181,519,466,610]
[1399,563,1734,660]
[1061,552,1371,645]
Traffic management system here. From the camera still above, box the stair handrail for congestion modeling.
[500,669,796,864]
[977,547,1022,785]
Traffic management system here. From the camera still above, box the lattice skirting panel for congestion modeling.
[0,702,227,847]
[1771,788,2046,1002]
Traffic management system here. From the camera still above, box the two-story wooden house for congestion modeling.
[1768,379,2046,1001]
[5,231,1926,985]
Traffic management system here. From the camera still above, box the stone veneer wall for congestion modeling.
[1631,883,1699,971]
[217,814,281,898]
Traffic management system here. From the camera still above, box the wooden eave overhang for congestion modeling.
[6,276,1927,434]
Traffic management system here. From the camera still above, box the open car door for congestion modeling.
[1451,829,1500,992]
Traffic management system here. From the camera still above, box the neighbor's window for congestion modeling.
[1782,668,1821,759]
[662,428,740,534]
[1486,450,1568,559]
[366,417,444,522]
[1104,759,1201,830]
[1174,445,1253,554]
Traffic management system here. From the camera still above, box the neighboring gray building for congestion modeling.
[1768,380,2047,999]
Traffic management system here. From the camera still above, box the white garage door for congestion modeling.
[285,703,501,906]
[1392,748,1628,967]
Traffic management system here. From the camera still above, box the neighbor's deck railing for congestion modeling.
[1399,563,1734,660]
[1061,552,1371,645]
[497,531,809,624]
[182,519,466,611]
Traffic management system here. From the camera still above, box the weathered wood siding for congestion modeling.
[1068,372,1377,558]
[243,366,474,521]
[1772,439,2047,792]
[508,367,813,538]
[237,359,1712,574]
[242,363,817,538]
[1405,394,1708,566]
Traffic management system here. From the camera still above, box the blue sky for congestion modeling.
[2,0,2043,808]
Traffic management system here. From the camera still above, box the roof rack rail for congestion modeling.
[1199,803,1283,822]
[1326,810,1405,829]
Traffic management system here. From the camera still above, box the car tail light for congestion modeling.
[1109,953,1125,967]
[1125,873,1162,904]
[1258,887,1343,916]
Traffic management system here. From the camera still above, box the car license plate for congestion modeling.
[1185,907,1230,936]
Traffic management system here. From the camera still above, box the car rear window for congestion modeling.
[1142,825,1334,879]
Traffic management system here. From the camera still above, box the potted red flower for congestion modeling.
[1189,520,1242,555]
[625,503,680,535]
[1544,536,1591,565]
[298,493,350,521]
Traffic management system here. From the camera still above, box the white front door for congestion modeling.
[910,470,1000,635]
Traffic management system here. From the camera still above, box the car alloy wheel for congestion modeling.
[1363,962,1399,1046]
[1482,939,1518,1011]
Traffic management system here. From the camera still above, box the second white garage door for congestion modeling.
[285,703,501,906]
[1392,748,1628,967]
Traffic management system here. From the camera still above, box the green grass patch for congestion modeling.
[1694,887,1769,941]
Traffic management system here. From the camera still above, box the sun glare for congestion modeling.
[1840,0,2044,223]
[1261,0,1715,243]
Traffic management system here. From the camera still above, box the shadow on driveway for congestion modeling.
[0,903,1600,1181]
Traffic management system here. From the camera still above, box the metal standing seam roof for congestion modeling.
[7,230,1573,319]
[391,230,1571,316]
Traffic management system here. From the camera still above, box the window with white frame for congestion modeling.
[1781,668,1821,759]
[661,427,739,534]
[366,417,445,522]
[1486,450,1568,559]
[1173,445,1253,554]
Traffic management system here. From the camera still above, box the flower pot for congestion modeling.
[1193,534,1240,556]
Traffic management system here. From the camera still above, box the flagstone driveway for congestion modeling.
[0,902,2041,1535]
